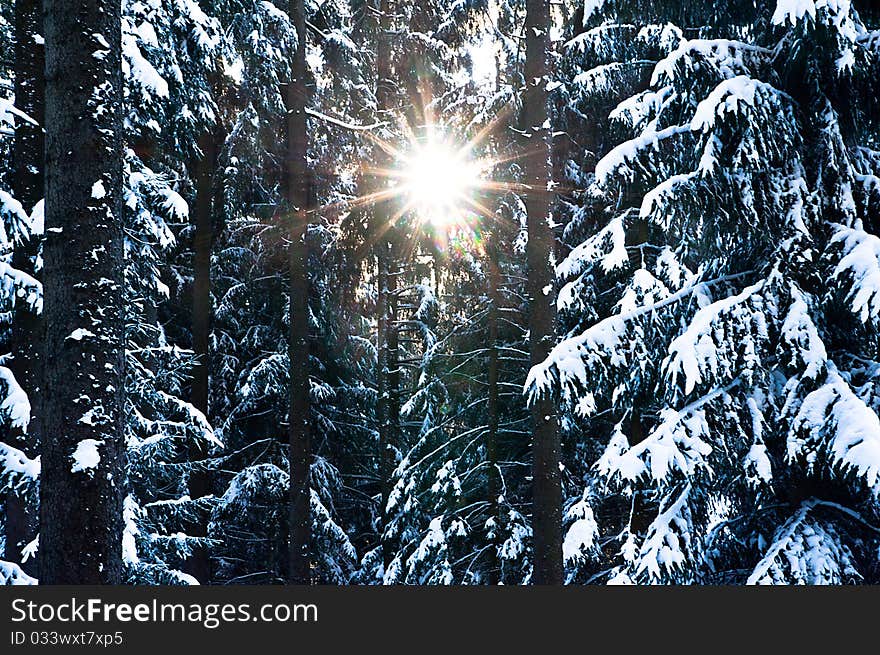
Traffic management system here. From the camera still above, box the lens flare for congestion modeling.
[397,138,481,229]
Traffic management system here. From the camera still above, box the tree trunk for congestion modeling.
[486,244,502,584]
[40,0,125,584]
[5,0,44,570]
[522,0,562,585]
[286,0,312,585]
[184,130,216,584]
[374,0,399,577]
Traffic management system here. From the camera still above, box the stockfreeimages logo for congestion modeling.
[10,597,318,630]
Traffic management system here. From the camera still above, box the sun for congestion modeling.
[396,136,483,229]
[345,115,517,238]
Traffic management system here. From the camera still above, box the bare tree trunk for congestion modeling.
[184,130,217,584]
[5,0,44,570]
[40,0,125,584]
[286,0,312,585]
[522,0,562,585]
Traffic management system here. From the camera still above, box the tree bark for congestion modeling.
[184,130,217,584]
[286,0,312,585]
[40,0,125,584]
[522,0,562,585]
[5,0,44,570]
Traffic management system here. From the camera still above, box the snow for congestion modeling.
[597,397,715,487]
[21,535,38,562]
[0,261,42,313]
[159,188,189,223]
[224,57,244,85]
[595,124,690,186]
[788,364,880,495]
[610,86,672,131]
[529,274,749,402]
[640,173,698,227]
[122,495,141,565]
[0,440,40,482]
[634,485,692,581]
[773,0,821,24]
[563,495,599,564]
[556,215,627,280]
[747,500,859,584]
[0,560,37,585]
[745,443,773,485]
[582,0,608,23]
[29,199,44,236]
[690,76,776,133]
[664,279,766,396]
[67,328,96,341]
[651,39,767,87]
[122,26,169,99]
[614,268,670,315]
[0,366,31,432]
[70,439,103,474]
[830,225,880,324]
[772,0,854,31]
[91,180,107,199]
[780,284,826,378]
[0,189,30,244]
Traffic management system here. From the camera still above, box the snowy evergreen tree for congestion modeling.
[530,0,880,584]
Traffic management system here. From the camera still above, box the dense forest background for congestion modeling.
[1,0,879,585]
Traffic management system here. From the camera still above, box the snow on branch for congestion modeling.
[0,560,37,586]
[526,272,754,403]
[304,107,386,133]
[0,367,31,432]
[746,500,859,584]
[596,384,738,489]
[780,284,827,379]
[787,364,880,495]
[663,278,768,397]
[690,76,787,134]
[0,439,40,492]
[594,124,690,186]
[556,214,627,280]
[830,224,880,325]
[633,484,695,582]
[0,189,33,246]
[563,492,599,566]
[650,39,770,88]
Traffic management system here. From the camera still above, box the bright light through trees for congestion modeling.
[396,138,481,229]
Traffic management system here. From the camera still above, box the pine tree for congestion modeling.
[4,0,43,572]
[206,0,361,584]
[530,0,880,584]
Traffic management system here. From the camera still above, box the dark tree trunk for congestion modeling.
[190,131,215,424]
[286,0,312,585]
[184,130,217,584]
[486,245,502,584]
[5,0,44,570]
[522,0,562,585]
[40,0,125,584]
[377,241,399,575]
[374,0,399,576]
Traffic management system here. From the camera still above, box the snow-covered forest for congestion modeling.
[0,0,879,585]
